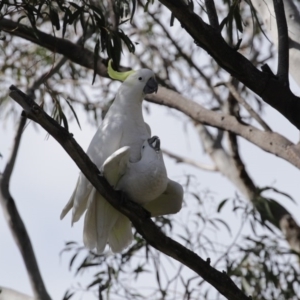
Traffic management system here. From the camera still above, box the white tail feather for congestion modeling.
[108,214,133,253]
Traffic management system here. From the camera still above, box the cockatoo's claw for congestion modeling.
[119,191,128,204]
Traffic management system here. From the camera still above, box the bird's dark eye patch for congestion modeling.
[138,77,142,81]
[142,145,145,149]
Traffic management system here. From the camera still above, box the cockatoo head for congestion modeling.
[108,60,158,95]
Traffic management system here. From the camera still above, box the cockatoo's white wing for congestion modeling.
[60,122,123,222]
[143,179,183,217]
[101,146,130,187]
[116,137,168,204]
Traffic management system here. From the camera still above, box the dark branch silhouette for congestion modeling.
[0,116,52,300]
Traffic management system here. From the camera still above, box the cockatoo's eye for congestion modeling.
[138,77,142,81]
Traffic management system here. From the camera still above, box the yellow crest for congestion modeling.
[107,60,135,81]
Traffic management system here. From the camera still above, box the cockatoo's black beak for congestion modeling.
[143,77,158,94]
[148,136,160,152]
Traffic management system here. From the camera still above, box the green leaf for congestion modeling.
[92,38,100,85]
[68,8,82,25]
[49,8,60,30]
[62,290,74,300]
[87,277,103,289]
[260,186,296,203]
[63,7,72,38]
[130,0,136,23]
[119,29,135,53]
[217,198,229,212]
[233,6,243,33]
[65,99,81,130]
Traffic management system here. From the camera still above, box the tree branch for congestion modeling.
[0,286,34,300]
[139,4,222,103]
[196,123,255,199]
[157,0,300,129]
[204,0,220,31]
[8,85,250,300]
[196,94,300,248]
[27,28,94,98]
[162,148,218,171]
[0,18,109,77]
[0,116,51,300]
[146,88,300,170]
[272,0,290,84]
[219,81,272,131]
[2,16,300,130]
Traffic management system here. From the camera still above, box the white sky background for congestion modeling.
[1,6,300,300]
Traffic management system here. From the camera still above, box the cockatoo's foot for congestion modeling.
[119,191,128,205]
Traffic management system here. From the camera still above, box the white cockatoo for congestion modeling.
[60,61,183,253]
[89,136,171,252]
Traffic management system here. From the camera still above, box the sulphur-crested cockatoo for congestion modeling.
[86,136,170,252]
[60,61,183,253]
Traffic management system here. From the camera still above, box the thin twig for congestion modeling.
[27,28,94,98]
[218,81,272,131]
[162,148,218,171]
[107,0,118,31]
[204,0,220,31]
[196,123,255,199]
[272,0,289,84]
[0,116,52,300]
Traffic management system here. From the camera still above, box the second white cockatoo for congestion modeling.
[60,61,183,253]
[84,136,180,253]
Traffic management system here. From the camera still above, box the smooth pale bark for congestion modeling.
[0,287,34,300]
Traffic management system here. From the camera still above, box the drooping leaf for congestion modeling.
[65,99,81,130]
[92,37,100,85]
[49,8,60,30]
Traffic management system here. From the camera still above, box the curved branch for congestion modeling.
[0,116,51,300]
[0,18,115,77]
[157,0,300,130]
[8,85,250,300]
[204,0,220,31]
[162,148,218,171]
[219,81,272,131]
[146,88,300,170]
[272,0,289,83]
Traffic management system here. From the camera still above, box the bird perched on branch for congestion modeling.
[60,61,183,253]
[86,136,169,252]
